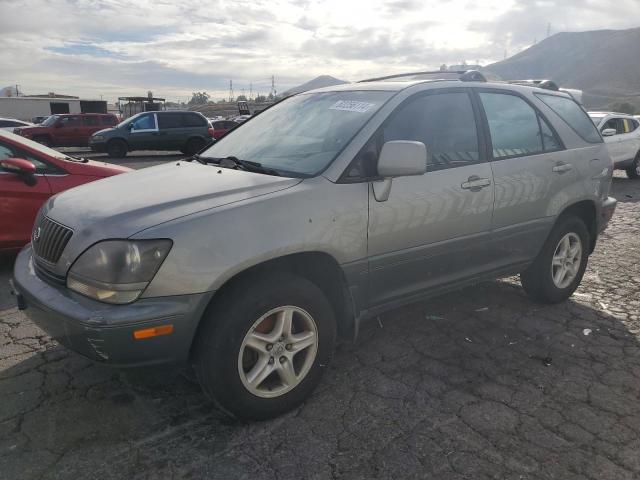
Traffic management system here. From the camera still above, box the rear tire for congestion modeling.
[626,152,640,179]
[194,272,336,420]
[184,137,205,156]
[520,216,590,304]
[106,139,127,158]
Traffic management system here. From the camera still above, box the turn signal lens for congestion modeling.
[133,324,174,340]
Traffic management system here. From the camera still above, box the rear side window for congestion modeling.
[183,113,206,127]
[60,116,81,127]
[82,116,99,126]
[158,113,184,129]
[535,93,601,143]
[382,91,481,170]
[212,121,225,129]
[624,118,638,133]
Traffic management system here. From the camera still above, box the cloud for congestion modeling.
[0,0,637,101]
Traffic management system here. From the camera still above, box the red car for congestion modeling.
[210,120,239,139]
[0,130,131,253]
[14,113,119,147]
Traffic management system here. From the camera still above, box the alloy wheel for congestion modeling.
[238,306,318,398]
[551,232,582,289]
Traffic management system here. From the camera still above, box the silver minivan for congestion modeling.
[12,71,617,419]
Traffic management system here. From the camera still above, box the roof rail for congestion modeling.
[506,79,559,91]
[358,70,487,83]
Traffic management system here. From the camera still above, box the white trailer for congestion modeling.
[0,97,107,122]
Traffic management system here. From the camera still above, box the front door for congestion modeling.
[366,89,495,307]
[128,113,158,150]
[55,115,82,146]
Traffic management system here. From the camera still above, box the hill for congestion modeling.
[486,28,640,110]
[282,75,348,96]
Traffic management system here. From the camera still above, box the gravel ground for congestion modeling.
[1,163,639,479]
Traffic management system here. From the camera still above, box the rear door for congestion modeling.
[476,90,577,267]
[80,115,100,144]
[157,112,187,150]
[55,115,82,146]
[366,89,495,306]
[0,139,52,250]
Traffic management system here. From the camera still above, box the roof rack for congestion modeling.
[506,79,559,91]
[358,70,487,83]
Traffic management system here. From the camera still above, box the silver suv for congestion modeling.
[12,71,617,420]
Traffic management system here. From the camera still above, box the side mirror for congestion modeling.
[601,128,616,137]
[126,123,134,130]
[373,141,427,202]
[0,158,37,186]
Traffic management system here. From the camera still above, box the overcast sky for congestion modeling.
[0,0,638,102]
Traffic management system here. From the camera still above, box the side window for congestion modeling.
[82,116,99,126]
[183,113,206,127]
[629,119,639,133]
[602,118,619,134]
[131,113,156,131]
[479,92,543,158]
[158,113,183,129]
[0,141,14,160]
[383,91,480,170]
[535,93,602,143]
[102,116,116,125]
[60,116,81,127]
[539,116,562,152]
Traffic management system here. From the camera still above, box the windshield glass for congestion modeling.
[41,115,59,127]
[117,114,140,128]
[199,91,393,176]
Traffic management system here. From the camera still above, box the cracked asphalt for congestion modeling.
[1,159,639,479]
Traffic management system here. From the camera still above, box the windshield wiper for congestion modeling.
[200,156,281,176]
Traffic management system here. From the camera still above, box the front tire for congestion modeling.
[626,152,640,179]
[521,216,590,304]
[106,139,127,158]
[194,272,336,420]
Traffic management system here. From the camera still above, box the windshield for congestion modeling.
[199,91,393,176]
[41,115,59,127]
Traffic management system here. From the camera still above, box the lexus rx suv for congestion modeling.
[12,71,617,420]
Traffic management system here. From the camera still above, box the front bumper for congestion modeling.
[88,139,107,152]
[12,246,214,367]
[598,196,617,233]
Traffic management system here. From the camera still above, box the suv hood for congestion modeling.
[43,161,302,241]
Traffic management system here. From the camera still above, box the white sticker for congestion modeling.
[329,100,375,113]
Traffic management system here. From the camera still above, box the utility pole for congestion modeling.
[249,82,253,100]
[15,84,20,97]
[229,80,234,103]
[271,75,276,98]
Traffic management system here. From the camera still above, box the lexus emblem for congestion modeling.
[33,227,41,242]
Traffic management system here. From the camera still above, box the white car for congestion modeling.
[0,117,33,132]
[589,111,640,179]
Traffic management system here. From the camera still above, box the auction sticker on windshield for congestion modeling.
[329,100,375,113]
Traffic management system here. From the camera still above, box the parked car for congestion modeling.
[588,111,640,178]
[0,117,33,132]
[0,130,131,254]
[210,120,239,139]
[232,114,252,123]
[14,113,119,147]
[31,116,50,124]
[89,111,214,158]
[12,72,616,420]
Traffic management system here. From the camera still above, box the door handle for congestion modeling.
[552,162,573,173]
[461,175,491,191]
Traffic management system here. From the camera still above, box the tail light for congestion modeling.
[207,127,215,137]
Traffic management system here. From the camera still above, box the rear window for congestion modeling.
[183,113,206,127]
[212,121,226,129]
[536,94,602,143]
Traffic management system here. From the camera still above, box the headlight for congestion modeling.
[92,135,105,141]
[67,240,172,304]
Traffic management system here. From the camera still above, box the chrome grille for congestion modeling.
[32,217,73,264]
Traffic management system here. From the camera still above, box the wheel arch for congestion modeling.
[107,137,129,150]
[188,251,356,362]
[556,199,597,253]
